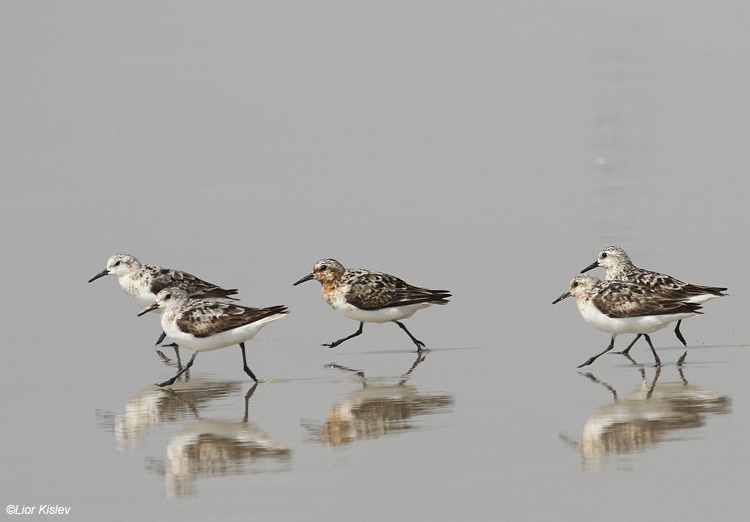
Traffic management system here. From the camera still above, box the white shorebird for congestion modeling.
[581,246,727,351]
[138,287,288,386]
[293,259,450,351]
[89,253,238,347]
[553,275,703,367]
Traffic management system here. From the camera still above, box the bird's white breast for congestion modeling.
[578,299,697,335]
[118,273,156,309]
[161,310,284,352]
[330,295,429,323]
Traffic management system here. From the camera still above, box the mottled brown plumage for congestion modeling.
[581,246,726,346]
[294,258,450,350]
[581,246,727,300]
[175,302,289,338]
[589,279,705,319]
[553,275,703,368]
[345,269,451,310]
[138,288,288,386]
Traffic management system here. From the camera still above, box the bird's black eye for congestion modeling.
[319,265,327,272]
[114,261,121,266]
[601,253,607,259]
[572,281,578,287]
[165,293,171,300]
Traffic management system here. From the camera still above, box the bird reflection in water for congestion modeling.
[304,352,454,446]
[154,346,184,369]
[97,379,241,450]
[562,362,730,471]
[146,384,291,497]
[97,371,291,497]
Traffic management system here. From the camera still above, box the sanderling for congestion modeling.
[553,275,703,367]
[581,246,727,349]
[138,287,288,387]
[89,253,239,346]
[293,259,450,351]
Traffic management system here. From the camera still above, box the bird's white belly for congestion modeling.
[331,297,428,323]
[579,301,696,335]
[162,314,282,352]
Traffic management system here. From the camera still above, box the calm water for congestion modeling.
[2,2,749,521]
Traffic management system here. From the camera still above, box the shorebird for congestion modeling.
[581,246,726,351]
[293,259,450,351]
[89,253,238,348]
[138,287,287,386]
[553,275,703,367]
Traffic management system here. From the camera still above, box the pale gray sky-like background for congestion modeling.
[2,2,749,520]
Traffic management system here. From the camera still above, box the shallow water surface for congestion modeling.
[2,2,750,521]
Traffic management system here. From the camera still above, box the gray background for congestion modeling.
[2,1,749,520]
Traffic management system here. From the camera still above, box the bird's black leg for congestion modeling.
[616,334,642,355]
[673,319,687,346]
[394,321,426,352]
[578,335,616,368]
[643,334,661,366]
[239,342,259,383]
[323,322,364,348]
[155,331,167,345]
[157,352,196,387]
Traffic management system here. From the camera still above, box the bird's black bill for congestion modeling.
[552,292,570,304]
[137,302,160,316]
[88,269,109,283]
[293,273,314,286]
[580,261,599,274]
